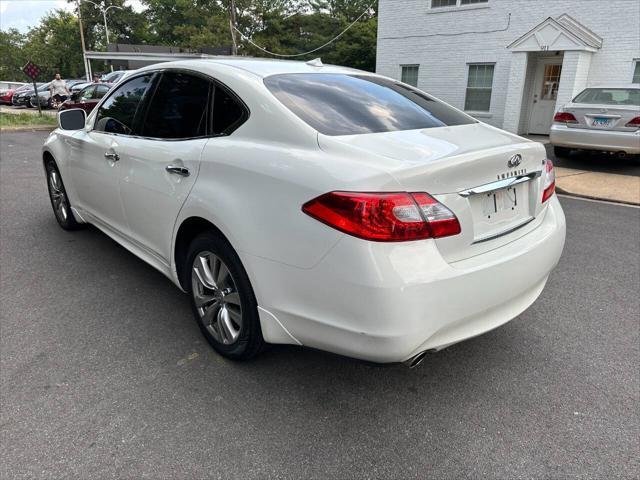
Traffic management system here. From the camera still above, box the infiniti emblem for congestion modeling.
[508,154,522,168]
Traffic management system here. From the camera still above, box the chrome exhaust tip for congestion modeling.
[616,151,627,159]
[404,351,428,368]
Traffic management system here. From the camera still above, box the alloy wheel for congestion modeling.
[48,168,69,222]
[191,251,243,345]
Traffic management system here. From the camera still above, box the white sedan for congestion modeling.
[44,59,565,367]
[551,85,640,157]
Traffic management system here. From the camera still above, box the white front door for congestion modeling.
[528,59,563,135]
[68,130,129,234]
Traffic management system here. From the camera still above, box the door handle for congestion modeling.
[104,152,120,162]
[165,165,190,177]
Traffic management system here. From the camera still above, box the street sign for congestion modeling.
[22,61,42,115]
[22,61,41,80]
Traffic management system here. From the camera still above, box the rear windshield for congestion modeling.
[573,88,640,106]
[264,73,475,136]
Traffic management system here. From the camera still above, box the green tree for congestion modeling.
[0,29,26,81]
[22,10,84,80]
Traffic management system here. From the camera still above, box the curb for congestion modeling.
[0,126,56,132]
[556,187,640,207]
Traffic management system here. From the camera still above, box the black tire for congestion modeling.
[45,158,83,230]
[554,146,571,157]
[184,231,265,360]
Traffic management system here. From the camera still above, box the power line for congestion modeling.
[380,13,511,40]
[232,1,376,58]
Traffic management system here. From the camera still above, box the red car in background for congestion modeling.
[1,84,26,105]
[0,88,15,104]
[58,83,111,113]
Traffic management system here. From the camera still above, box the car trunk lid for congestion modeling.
[318,123,550,262]
[563,103,640,132]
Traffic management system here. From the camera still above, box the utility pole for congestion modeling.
[229,0,238,56]
[76,1,90,81]
[84,1,123,72]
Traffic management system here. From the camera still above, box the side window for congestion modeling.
[94,84,110,99]
[94,74,153,135]
[140,72,211,139]
[212,85,247,135]
[79,86,95,101]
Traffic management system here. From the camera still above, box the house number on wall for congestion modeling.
[540,45,550,51]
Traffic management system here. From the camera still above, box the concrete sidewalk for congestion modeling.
[555,167,640,205]
[524,135,640,205]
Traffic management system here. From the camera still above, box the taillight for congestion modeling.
[542,159,555,203]
[302,191,461,242]
[553,112,578,124]
[625,116,640,128]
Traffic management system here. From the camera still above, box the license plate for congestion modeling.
[481,187,518,218]
[592,117,612,127]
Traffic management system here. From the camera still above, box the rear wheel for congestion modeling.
[45,159,82,230]
[553,146,571,157]
[185,231,264,360]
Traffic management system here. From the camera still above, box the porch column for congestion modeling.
[502,51,529,134]
[555,50,593,113]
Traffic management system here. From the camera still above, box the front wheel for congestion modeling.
[45,159,82,230]
[185,232,265,360]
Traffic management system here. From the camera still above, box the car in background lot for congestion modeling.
[59,83,111,113]
[0,87,18,104]
[44,59,565,367]
[30,79,84,109]
[0,81,26,91]
[101,69,134,84]
[551,85,640,157]
[70,71,134,94]
[12,83,47,107]
[0,81,27,104]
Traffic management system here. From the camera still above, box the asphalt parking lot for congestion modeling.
[543,142,640,177]
[1,130,639,479]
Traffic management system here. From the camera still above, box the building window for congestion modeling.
[465,63,494,112]
[633,61,640,84]
[541,64,562,100]
[401,65,419,87]
[431,0,456,7]
[431,0,488,8]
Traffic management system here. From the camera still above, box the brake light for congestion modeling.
[302,191,461,242]
[542,159,555,203]
[553,112,578,124]
[625,116,640,128]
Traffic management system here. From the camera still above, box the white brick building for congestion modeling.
[376,0,640,134]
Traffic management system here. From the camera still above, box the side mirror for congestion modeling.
[71,92,79,101]
[58,108,86,130]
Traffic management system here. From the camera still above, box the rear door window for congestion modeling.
[94,74,153,135]
[140,71,211,139]
[264,73,475,136]
[573,88,640,106]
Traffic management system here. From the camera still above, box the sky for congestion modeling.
[0,0,144,33]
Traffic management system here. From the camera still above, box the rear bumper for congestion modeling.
[247,196,566,363]
[550,124,640,154]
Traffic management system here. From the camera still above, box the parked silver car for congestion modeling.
[550,85,640,157]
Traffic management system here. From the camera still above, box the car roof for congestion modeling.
[137,57,364,78]
[581,84,640,89]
